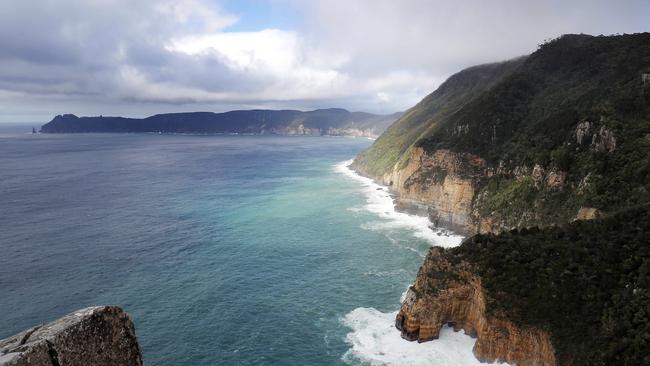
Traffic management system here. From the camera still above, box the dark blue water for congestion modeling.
[0,131,480,365]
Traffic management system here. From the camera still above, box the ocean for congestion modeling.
[0,130,495,365]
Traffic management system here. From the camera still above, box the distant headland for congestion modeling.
[40,109,402,138]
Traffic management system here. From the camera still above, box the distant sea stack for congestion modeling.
[352,32,650,235]
[40,109,402,138]
[0,306,142,366]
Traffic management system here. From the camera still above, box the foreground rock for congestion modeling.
[396,247,555,366]
[0,306,142,366]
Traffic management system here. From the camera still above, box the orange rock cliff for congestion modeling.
[396,247,556,366]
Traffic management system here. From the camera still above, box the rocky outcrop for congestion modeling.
[591,126,616,152]
[575,120,617,153]
[576,206,601,220]
[0,306,142,366]
[396,248,556,366]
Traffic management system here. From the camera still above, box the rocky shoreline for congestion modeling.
[350,159,558,365]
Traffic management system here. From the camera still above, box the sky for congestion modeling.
[0,0,648,123]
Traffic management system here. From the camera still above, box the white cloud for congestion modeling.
[0,0,648,122]
[154,0,239,32]
[166,29,345,98]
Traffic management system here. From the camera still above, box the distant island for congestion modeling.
[40,108,402,138]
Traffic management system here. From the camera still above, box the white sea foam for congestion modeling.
[341,308,508,366]
[336,160,510,365]
[400,285,411,303]
[334,159,463,248]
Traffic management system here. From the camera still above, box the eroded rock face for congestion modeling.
[363,147,573,236]
[0,306,142,366]
[396,248,556,366]
[576,206,601,220]
[591,126,616,152]
[575,121,592,144]
[378,148,486,235]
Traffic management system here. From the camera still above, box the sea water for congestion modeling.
[0,131,501,365]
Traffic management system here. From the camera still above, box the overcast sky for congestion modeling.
[1,0,648,123]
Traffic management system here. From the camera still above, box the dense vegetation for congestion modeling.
[352,58,525,176]
[40,109,401,135]
[355,33,650,228]
[380,33,650,365]
[454,204,650,365]
[421,33,650,216]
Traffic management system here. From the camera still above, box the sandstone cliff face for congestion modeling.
[356,146,577,235]
[0,306,142,366]
[575,206,601,220]
[374,148,486,235]
[396,248,556,366]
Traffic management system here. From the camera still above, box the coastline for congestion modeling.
[335,159,512,366]
[345,160,464,239]
[336,159,464,246]
[37,131,383,138]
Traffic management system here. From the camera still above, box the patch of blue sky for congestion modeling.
[221,0,301,31]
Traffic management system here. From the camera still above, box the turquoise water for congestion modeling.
[0,132,486,365]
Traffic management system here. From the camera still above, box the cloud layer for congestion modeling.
[0,0,648,122]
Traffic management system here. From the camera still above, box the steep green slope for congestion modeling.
[420,33,650,224]
[353,58,525,177]
[355,33,650,231]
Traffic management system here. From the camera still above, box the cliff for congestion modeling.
[397,204,650,366]
[40,109,401,137]
[0,306,142,366]
[350,32,650,365]
[396,248,555,366]
[352,33,650,235]
[356,147,486,235]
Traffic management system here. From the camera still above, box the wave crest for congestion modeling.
[334,160,462,248]
[341,308,506,366]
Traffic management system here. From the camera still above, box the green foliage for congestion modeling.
[418,33,650,218]
[358,33,650,224]
[455,204,650,365]
[480,177,536,214]
[550,147,572,171]
[353,58,526,176]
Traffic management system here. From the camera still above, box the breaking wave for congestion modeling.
[335,159,509,366]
